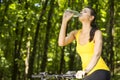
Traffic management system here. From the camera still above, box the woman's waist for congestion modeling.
[82,57,110,73]
[82,57,106,65]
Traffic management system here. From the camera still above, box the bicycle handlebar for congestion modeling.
[32,71,76,79]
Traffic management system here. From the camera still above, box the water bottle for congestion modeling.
[65,9,81,17]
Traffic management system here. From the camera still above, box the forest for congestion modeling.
[0,0,120,80]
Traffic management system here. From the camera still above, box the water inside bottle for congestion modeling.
[65,9,81,17]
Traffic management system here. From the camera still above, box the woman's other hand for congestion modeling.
[75,70,85,79]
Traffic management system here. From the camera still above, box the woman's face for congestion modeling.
[79,8,93,22]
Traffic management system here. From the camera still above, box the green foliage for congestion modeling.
[58,0,67,9]
[0,0,120,80]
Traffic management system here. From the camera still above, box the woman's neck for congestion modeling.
[81,22,92,34]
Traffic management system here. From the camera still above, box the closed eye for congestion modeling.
[83,10,87,13]
[81,9,87,13]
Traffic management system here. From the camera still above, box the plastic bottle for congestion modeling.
[65,9,81,17]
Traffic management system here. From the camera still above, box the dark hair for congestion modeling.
[86,6,98,42]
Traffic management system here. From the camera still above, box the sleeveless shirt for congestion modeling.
[75,29,110,75]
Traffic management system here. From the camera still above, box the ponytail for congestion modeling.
[86,6,98,42]
[89,22,98,42]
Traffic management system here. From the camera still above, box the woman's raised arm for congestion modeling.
[58,12,77,46]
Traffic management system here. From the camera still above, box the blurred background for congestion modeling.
[0,0,120,80]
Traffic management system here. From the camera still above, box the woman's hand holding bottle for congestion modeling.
[62,11,74,23]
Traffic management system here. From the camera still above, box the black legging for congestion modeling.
[83,69,111,80]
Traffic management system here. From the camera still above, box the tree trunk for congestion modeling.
[59,47,65,74]
[28,0,48,79]
[0,0,12,27]
[12,1,29,79]
[107,0,114,75]
[12,19,25,80]
[12,21,19,80]
[68,44,76,71]
[40,0,55,72]
[25,36,30,80]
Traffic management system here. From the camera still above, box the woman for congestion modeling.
[58,6,111,80]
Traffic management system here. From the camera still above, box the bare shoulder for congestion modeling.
[67,30,78,39]
[95,30,102,37]
[94,30,102,41]
[69,29,78,35]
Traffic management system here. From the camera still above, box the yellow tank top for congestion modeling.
[75,29,110,75]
